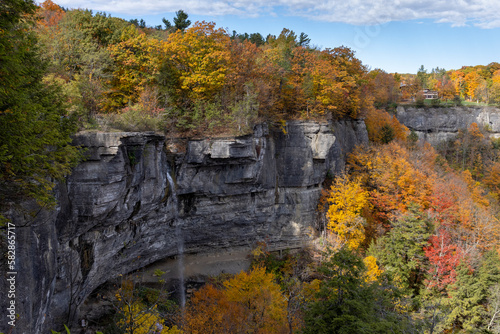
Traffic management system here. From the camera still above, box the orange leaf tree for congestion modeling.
[348,142,434,227]
[364,108,408,144]
[183,266,288,333]
[367,69,399,108]
[313,46,367,119]
[36,0,65,31]
[183,284,245,333]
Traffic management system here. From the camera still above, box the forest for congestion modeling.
[399,64,500,105]
[2,0,500,333]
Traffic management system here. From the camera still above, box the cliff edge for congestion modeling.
[0,120,367,333]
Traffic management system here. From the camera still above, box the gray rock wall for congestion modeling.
[0,120,367,334]
[396,105,500,145]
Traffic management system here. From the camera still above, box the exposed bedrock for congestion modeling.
[396,105,500,145]
[1,120,368,333]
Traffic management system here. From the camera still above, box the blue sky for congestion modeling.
[53,0,500,74]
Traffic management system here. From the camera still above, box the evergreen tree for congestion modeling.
[417,65,428,89]
[445,261,484,331]
[478,250,500,291]
[479,251,500,332]
[298,32,311,47]
[373,204,432,295]
[249,32,265,46]
[380,124,395,144]
[445,251,500,332]
[303,247,412,334]
[407,129,419,148]
[0,0,80,217]
[162,17,172,30]
[173,10,190,31]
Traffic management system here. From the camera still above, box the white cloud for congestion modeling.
[53,0,500,28]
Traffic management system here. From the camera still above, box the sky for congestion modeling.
[52,0,500,74]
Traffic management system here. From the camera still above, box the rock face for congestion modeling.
[0,120,367,334]
[397,105,500,144]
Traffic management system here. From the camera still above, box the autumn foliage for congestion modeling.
[347,141,434,227]
[399,62,500,104]
[183,266,288,334]
[314,119,500,330]
[19,2,500,333]
[364,108,408,143]
[325,174,369,249]
[115,280,181,334]
[32,2,380,135]
[103,127,500,333]
[164,21,232,102]
[424,228,463,292]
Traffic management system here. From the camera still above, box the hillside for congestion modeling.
[2,1,500,333]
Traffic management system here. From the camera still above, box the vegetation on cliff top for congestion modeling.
[32,0,380,136]
[30,0,500,138]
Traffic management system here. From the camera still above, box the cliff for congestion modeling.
[0,120,367,333]
[396,105,500,144]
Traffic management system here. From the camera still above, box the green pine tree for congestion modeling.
[445,251,500,332]
[173,10,190,31]
[372,204,432,296]
[445,261,484,331]
[0,0,81,220]
[303,247,414,334]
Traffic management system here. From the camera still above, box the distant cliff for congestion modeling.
[0,120,368,333]
[396,105,500,144]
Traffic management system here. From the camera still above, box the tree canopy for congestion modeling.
[0,0,80,216]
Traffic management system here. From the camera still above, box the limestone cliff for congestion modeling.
[0,120,367,333]
[396,105,500,144]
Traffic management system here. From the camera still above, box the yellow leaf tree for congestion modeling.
[223,266,288,333]
[118,302,180,334]
[106,25,167,111]
[115,280,181,334]
[326,174,369,249]
[490,70,500,104]
[164,21,232,102]
[183,267,288,333]
[363,255,383,282]
[464,71,482,101]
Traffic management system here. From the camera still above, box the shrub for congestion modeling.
[380,124,395,143]
[364,109,408,143]
[430,98,441,107]
[108,105,166,132]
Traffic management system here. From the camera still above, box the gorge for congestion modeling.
[1,120,367,333]
[3,105,500,333]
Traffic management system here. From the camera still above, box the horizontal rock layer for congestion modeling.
[397,105,500,144]
[1,120,368,333]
